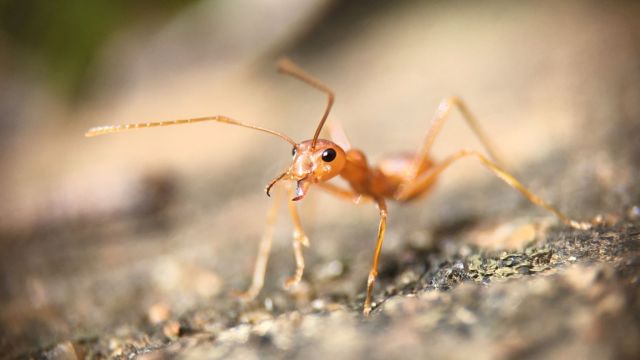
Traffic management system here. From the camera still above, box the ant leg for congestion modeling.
[236,186,282,301]
[397,149,591,230]
[314,182,385,314]
[363,198,388,316]
[283,182,368,291]
[284,186,310,289]
[409,97,506,179]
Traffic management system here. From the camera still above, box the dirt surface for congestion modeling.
[1,1,640,359]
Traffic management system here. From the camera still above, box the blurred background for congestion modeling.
[1,0,639,357]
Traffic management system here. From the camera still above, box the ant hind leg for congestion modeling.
[397,149,591,230]
[408,97,506,180]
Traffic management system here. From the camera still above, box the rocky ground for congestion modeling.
[37,224,640,360]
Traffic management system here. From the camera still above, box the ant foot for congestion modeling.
[283,277,302,290]
[231,288,259,302]
[362,302,373,316]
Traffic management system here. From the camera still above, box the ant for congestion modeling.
[86,58,591,315]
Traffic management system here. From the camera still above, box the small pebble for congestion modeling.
[163,320,181,339]
[455,307,477,325]
[315,260,345,281]
[147,303,171,325]
[240,310,273,324]
[311,298,326,311]
[596,293,625,315]
[46,341,78,360]
[264,297,274,312]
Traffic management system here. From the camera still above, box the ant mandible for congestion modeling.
[86,58,591,316]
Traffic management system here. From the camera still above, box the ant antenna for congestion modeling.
[85,115,297,146]
[277,58,334,149]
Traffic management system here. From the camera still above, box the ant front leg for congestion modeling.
[284,185,310,290]
[363,198,388,316]
[236,185,282,301]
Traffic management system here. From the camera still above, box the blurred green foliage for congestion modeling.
[0,0,201,101]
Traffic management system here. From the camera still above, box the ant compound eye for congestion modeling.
[321,148,337,162]
[292,147,297,157]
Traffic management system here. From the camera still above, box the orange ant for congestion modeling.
[86,58,591,315]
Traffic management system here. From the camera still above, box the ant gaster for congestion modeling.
[86,58,591,315]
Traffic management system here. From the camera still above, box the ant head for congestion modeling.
[266,139,346,201]
[292,139,346,179]
[264,58,344,201]
[289,139,346,200]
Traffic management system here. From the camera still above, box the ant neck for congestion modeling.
[340,149,370,194]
